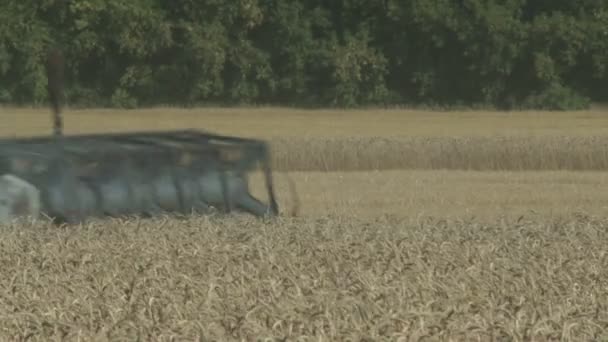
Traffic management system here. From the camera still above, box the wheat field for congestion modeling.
[0,106,607,340]
[1,215,606,341]
[4,107,608,171]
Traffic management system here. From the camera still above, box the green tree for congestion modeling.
[0,0,606,109]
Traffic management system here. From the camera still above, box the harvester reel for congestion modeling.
[0,48,287,225]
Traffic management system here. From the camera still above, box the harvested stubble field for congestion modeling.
[1,106,608,340]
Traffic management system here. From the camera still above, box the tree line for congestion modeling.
[1,0,607,110]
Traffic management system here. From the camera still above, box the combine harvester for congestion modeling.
[0,49,285,225]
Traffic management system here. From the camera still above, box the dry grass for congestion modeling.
[3,107,608,171]
[0,214,606,340]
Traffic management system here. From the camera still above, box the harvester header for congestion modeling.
[0,48,282,224]
[0,128,280,224]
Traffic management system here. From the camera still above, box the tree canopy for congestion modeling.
[1,0,607,109]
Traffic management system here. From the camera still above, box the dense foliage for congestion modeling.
[1,0,607,109]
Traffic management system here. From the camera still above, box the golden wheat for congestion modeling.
[0,107,607,340]
[0,215,605,340]
[2,107,608,171]
[267,135,608,171]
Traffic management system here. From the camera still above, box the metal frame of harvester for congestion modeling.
[0,48,284,224]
